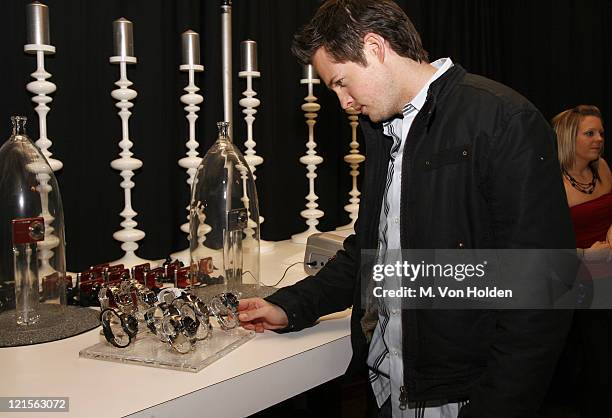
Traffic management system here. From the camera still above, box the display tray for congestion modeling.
[79,326,255,373]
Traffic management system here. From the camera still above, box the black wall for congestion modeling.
[1,1,609,270]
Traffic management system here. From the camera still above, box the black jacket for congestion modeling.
[266,64,575,417]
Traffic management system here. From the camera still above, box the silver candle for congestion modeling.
[240,40,257,72]
[181,30,200,66]
[302,64,318,80]
[113,18,134,58]
[26,2,50,46]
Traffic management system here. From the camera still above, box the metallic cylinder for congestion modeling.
[240,40,257,72]
[26,2,50,46]
[302,64,318,80]
[221,0,233,139]
[182,30,200,66]
[113,18,134,58]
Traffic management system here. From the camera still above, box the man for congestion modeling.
[238,1,575,416]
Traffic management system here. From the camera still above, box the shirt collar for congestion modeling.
[401,57,454,115]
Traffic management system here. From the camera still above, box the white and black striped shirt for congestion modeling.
[366,58,462,418]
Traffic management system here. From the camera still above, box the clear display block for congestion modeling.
[79,326,255,373]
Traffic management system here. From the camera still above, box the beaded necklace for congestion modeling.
[563,165,600,194]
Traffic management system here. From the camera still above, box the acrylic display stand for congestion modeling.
[79,325,254,373]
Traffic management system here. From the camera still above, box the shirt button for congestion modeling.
[393,350,399,356]
[392,309,399,315]
[393,217,399,224]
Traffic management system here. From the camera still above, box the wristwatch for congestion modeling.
[209,292,239,331]
[159,314,196,354]
[100,308,138,348]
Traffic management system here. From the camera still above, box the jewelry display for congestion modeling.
[24,2,61,278]
[109,18,151,268]
[292,65,324,244]
[171,30,206,265]
[81,286,253,371]
[337,107,365,231]
[97,275,234,352]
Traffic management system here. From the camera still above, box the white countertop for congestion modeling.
[0,240,352,418]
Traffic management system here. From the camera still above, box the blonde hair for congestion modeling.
[552,105,602,172]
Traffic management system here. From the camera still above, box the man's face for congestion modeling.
[312,47,397,123]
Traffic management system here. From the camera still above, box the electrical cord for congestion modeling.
[270,261,317,287]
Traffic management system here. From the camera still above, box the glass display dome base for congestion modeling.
[193,283,277,301]
[79,326,255,373]
[0,305,100,347]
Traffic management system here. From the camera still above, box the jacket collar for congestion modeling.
[426,63,466,106]
[361,63,467,136]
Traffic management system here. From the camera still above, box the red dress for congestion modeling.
[569,192,612,248]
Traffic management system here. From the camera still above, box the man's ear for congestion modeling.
[363,33,386,63]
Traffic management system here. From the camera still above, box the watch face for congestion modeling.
[166,304,181,317]
[140,290,157,307]
[160,315,180,341]
[196,320,212,341]
[158,288,180,305]
[171,298,187,310]
[100,309,131,348]
[193,299,209,318]
[222,292,239,310]
[170,333,192,354]
[124,314,139,337]
[144,306,160,334]
[210,293,239,331]
[182,315,199,338]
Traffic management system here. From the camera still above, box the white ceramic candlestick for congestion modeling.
[170,62,206,264]
[292,71,324,244]
[237,161,258,243]
[25,21,60,278]
[109,52,151,268]
[239,69,274,253]
[336,107,365,231]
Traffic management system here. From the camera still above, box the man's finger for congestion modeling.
[238,298,254,311]
[238,306,268,322]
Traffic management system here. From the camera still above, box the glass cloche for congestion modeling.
[189,122,261,296]
[0,116,67,330]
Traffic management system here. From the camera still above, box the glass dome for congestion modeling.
[0,116,66,328]
[189,122,260,296]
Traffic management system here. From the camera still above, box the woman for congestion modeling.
[552,104,612,418]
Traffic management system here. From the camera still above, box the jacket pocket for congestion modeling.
[420,144,471,171]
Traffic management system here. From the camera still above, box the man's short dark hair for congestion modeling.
[292,0,429,66]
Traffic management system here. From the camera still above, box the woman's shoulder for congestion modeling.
[599,157,612,176]
[598,157,612,185]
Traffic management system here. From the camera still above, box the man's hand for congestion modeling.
[238,298,289,333]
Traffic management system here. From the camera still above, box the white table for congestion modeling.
[0,241,352,418]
